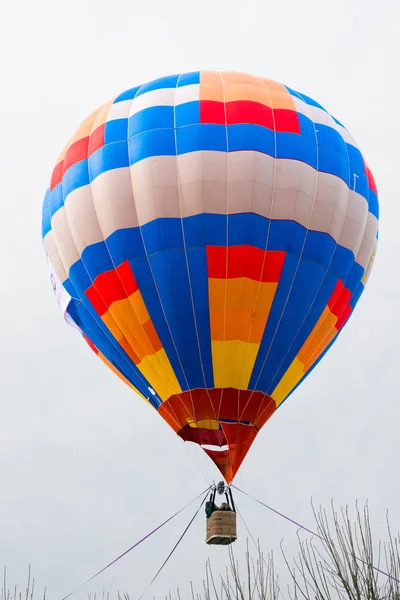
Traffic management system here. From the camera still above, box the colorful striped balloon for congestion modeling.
[42,71,379,482]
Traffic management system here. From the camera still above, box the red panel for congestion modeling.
[50,161,64,191]
[178,426,226,447]
[85,284,107,316]
[364,163,378,195]
[221,422,257,482]
[63,136,89,172]
[336,304,352,330]
[206,245,285,282]
[330,287,351,318]
[327,279,344,309]
[116,260,139,296]
[159,388,274,431]
[273,109,300,134]
[89,124,105,155]
[203,448,233,483]
[226,101,274,129]
[200,100,226,124]
[85,261,139,316]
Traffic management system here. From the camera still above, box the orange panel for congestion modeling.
[200,71,224,102]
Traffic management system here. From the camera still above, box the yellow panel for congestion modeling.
[212,340,260,390]
[271,357,306,406]
[138,349,182,401]
[187,418,220,430]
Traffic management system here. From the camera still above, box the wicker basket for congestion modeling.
[206,510,237,545]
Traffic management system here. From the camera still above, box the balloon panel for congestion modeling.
[42,72,379,482]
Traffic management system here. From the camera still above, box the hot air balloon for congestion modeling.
[42,71,379,492]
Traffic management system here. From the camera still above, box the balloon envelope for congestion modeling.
[42,71,379,482]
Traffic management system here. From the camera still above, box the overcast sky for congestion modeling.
[0,0,398,597]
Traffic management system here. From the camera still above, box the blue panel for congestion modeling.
[177,72,200,86]
[316,123,348,155]
[249,253,298,390]
[269,271,339,390]
[89,141,129,181]
[62,160,90,200]
[345,262,364,293]
[135,75,180,96]
[104,119,128,144]
[354,172,369,202]
[318,145,349,185]
[268,220,307,255]
[176,101,200,127]
[368,189,379,219]
[176,123,227,154]
[42,189,51,237]
[228,124,274,154]
[129,256,188,390]
[302,230,336,268]
[186,247,214,387]
[249,213,269,250]
[258,259,327,395]
[228,213,252,246]
[129,106,174,137]
[297,113,316,138]
[328,244,354,280]
[204,214,228,246]
[276,133,318,169]
[106,227,145,264]
[128,129,176,164]
[183,213,206,248]
[49,184,64,219]
[113,85,142,103]
[79,241,114,281]
[346,143,364,173]
[149,249,206,389]
[141,218,184,255]
[349,281,364,309]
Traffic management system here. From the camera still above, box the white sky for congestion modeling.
[0,0,398,597]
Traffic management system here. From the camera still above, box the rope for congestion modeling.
[137,490,209,599]
[60,488,209,600]
[233,485,400,586]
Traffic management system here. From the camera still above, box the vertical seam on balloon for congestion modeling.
[172,75,217,426]
[265,98,355,396]
[126,81,196,421]
[237,77,278,422]
[246,89,323,411]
